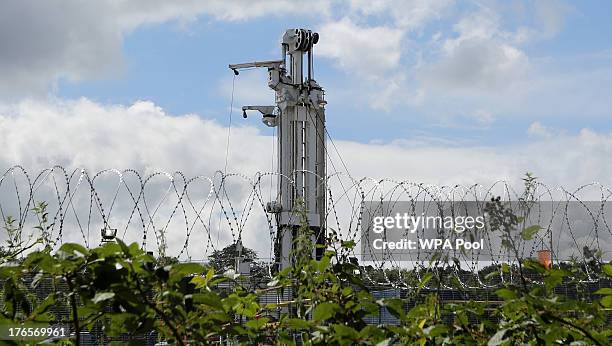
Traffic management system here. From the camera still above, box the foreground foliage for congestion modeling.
[0,196,610,345]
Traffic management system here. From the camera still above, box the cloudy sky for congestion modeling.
[1,0,612,259]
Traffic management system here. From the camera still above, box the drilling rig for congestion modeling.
[229,29,327,270]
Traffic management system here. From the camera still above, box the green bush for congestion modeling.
[0,196,610,345]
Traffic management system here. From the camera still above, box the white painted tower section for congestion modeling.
[229,29,327,270]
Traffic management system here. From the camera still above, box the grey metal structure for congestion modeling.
[229,29,327,270]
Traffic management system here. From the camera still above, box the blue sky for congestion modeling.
[51,1,612,147]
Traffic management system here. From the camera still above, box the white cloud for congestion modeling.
[3,98,603,188]
[317,17,404,78]
[393,4,603,124]
[339,125,612,191]
[426,40,529,90]
[472,109,494,126]
[315,2,558,112]
[320,2,577,117]
[349,0,453,30]
[421,8,530,90]
[314,1,454,110]
[0,0,583,121]
[113,0,332,24]
[315,17,412,111]
[527,121,554,138]
[2,99,612,259]
[0,98,280,260]
[534,0,572,39]
[0,98,273,175]
[0,0,332,99]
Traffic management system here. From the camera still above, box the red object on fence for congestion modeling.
[537,249,552,269]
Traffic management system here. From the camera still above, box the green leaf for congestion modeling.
[601,295,612,308]
[544,268,566,290]
[603,264,612,277]
[418,272,433,291]
[495,288,517,300]
[318,256,331,272]
[78,305,101,320]
[95,242,122,257]
[332,324,358,338]
[594,288,612,295]
[23,251,54,271]
[127,242,142,257]
[92,292,115,304]
[191,292,224,310]
[341,240,356,249]
[245,317,269,329]
[520,225,541,240]
[284,318,311,330]
[383,298,406,320]
[115,238,130,255]
[31,295,56,317]
[313,302,339,321]
[169,263,204,283]
[424,324,448,337]
[104,312,140,336]
[58,243,89,257]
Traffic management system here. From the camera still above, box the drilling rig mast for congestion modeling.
[229,29,327,270]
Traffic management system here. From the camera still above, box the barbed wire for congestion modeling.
[1,166,610,288]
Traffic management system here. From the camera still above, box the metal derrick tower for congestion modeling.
[229,29,327,270]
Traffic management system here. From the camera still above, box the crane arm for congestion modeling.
[228,60,284,75]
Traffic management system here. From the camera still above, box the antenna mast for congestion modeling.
[229,29,327,270]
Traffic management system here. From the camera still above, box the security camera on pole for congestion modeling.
[229,29,327,271]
